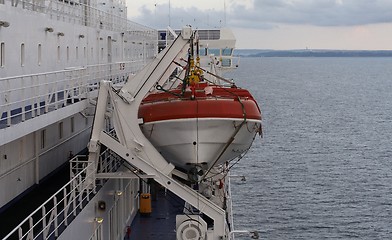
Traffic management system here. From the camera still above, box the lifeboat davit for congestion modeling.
[138,82,262,171]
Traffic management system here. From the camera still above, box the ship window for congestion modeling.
[38,44,42,66]
[208,48,220,56]
[222,48,233,56]
[76,47,79,60]
[59,122,63,139]
[0,42,4,67]
[83,47,86,59]
[90,47,93,60]
[21,43,25,67]
[221,59,232,67]
[41,129,46,149]
[66,46,70,62]
[70,117,74,133]
[101,47,104,60]
[57,46,60,62]
[200,48,207,56]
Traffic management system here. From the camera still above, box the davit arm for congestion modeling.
[87,27,229,239]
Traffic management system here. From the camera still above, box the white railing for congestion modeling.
[2,157,95,240]
[70,147,124,189]
[1,0,157,38]
[3,147,125,240]
[0,60,146,129]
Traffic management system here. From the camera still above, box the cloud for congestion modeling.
[128,0,392,30]
[229,0,392,27]
[130,4,227,29]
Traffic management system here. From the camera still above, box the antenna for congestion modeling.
[224,0,227,27]
[169,0,171,27]
[154,3,157,27]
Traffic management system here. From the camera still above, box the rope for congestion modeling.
[201,95,248,181]
[155,84,183,97]
[201,146,251,182]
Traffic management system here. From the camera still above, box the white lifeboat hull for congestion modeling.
[140,117,261,170]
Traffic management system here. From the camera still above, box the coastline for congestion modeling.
[235,49,392,57]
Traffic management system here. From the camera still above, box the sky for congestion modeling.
[126,0,392,50]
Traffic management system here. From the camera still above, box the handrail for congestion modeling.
[0,60,146,129]
[2,149,124,240]
[1,0,156,36]
[2,157,94,240]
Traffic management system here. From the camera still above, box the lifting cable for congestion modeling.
[200,95,247,182]
[155,84,183,97]
[174,59,235,86]
[174,59,251,182]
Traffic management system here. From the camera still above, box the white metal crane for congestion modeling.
[87,27,229,240]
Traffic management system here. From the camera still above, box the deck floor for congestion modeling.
[128,188,184,240]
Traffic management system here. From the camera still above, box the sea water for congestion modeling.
[229,57,392,239]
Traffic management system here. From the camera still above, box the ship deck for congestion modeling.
[128,187,184,240]
[0,161,185,240]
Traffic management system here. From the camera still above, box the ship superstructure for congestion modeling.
[1,1,261,239]
[0,0,155,227]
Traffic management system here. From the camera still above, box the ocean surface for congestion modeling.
[229,57,392,239]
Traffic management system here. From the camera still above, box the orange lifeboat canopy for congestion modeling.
[139,84,261,123]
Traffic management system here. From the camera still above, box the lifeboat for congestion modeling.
[138,35,261,174]
[138,81,262,171]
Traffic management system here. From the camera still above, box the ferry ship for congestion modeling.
[0,1,261,239]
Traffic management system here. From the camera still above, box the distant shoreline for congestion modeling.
[234,49,392,57]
